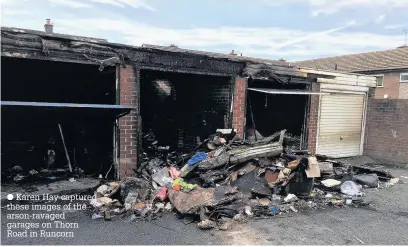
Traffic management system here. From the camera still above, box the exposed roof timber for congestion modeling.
[248,88,330,95]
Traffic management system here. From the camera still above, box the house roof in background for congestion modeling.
[293,46,408,72]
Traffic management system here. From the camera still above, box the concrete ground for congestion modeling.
[1,178,101,205]
[2,165,408,245]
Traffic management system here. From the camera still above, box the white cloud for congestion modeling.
[1,0,405,61]
[375,14,386,24]
[385,23,407,30]
[48,0,93,8]
[2,8,31,16]
[264,0,408,16]
[88,0,154,10]
[90,0,125,8]
[52,17,405,60]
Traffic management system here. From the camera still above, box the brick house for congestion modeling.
[1,23,381,180]
[294,46,408,163]
[294,46,408,99]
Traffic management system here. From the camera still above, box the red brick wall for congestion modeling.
[119,65,138,177]
[232,76,247,137]
[374,72,400,99]
[364,98,408,163]
[307,82,320,153]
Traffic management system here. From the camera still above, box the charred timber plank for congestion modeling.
[2,46,106,65]
[197,143,283,170]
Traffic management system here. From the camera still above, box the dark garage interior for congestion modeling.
[140,70,233,151]
[1,57,119,180]
[245,80,309,149]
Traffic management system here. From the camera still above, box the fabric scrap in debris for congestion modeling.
[173,178,197,192]
[168,167,181,179]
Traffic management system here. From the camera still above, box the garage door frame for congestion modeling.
[315,89,369,157]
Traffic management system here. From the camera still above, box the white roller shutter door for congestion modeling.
[317,93,365,157]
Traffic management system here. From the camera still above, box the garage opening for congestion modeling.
[245,80,311,150]
[140,70,233,152]
[1,57,127,182]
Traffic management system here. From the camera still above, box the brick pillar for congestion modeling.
[232,76,247,138]
[307,82,320,153]
[119,65,138,178]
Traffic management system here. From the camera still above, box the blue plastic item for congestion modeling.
[271,207,279,214]
[187,152,207,166]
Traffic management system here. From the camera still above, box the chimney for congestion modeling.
[230,49,237,55]
[44,19,53,35]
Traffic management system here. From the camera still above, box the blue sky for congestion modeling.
[1,0,408,61]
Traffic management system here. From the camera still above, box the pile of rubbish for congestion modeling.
[89,128,401,230]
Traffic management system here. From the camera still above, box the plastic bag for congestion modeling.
[352,174,379,188]
[341,181,360,196]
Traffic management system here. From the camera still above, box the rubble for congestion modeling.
[87,128,401,231]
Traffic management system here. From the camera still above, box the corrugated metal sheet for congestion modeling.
[317,93,365,157]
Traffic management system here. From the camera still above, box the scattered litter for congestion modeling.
[321,179,341,187]
[341,181,360,196]
[390,178,400,185]
[306,156,321,178]
[271,206,279,214]
[155,187,168,201]
[290,205,298,213]
[284,194,298,203]
[244,206,253,216]
[69,177,76,182]
[92,213,103,220]
[258,198,270,206]
[152,167,173,186]
[29,169,38,175]
[353,174,379,188]
[198,219,217,229]
[355,236,365,244]
[165,202,172,211]
[173,178,197,192]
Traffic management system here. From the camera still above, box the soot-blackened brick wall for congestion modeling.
[232,76,247,137]
[364,97,408,163]
[307,82,320,153]
[176,78,232,150]
[119,65,139,177]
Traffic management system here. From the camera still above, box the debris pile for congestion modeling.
[3,165,84,183]
[89,128,401,230]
